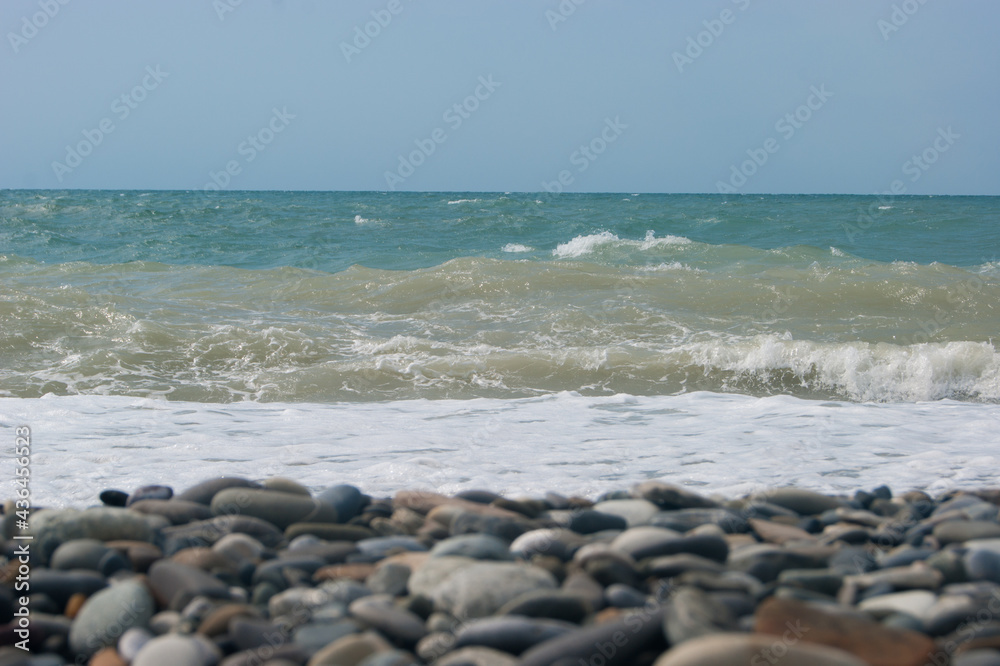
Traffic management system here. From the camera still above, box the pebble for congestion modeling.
[12,477,1000,665]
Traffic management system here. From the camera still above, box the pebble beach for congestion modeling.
[6,477,1000,665]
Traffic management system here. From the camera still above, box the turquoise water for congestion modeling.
[2,190,998,403]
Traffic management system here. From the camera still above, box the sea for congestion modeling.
[2,190,999,507]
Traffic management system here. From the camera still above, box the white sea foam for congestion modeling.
[4,391,998,508]
[552,230,691,258]
[447,199,480,205]
[502,243,533,253]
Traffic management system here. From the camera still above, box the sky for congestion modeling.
[2,0,998,195]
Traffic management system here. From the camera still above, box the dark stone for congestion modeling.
[880,547,936,569]
[966,549,1000,584]
[148,560,231,611]
[664,586,738,645]
[126,484,173,506]
[641,553,726,578]
[285,523,375,542]
[318,484,364,521]
[252,556,327,589]
[567,510,627,535]
[99,489,129,507]
[127,499,214,525]
[348,595,427,647]
[604,584,649,609]
[454,489,504,504]
[450,512,529,542]
[229,617,283,651]
[631,481,718,510]
[629,533,729,563]
[455,616,576,655]
[32,569,106,608]
[828,546,877,574]
[649,508,750,533]
[497,590,590,624]
[519,608,666,665]
[160,515,285,553]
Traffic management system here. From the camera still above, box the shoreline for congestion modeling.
[4,477,1000,664]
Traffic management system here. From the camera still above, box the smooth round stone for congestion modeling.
[196,603,260,637]
[653,632,867,666]
[305,631,394,665]
[99,550,132,577]
[753,488,845,515]
[642,553,726,578]
[433,646,518,666]
[592,499,660,527]
[357,650,420,666]
[509,529,587,561]
[318,580,372,606]
[367,563,411,596]
[286,523,375,542]
[100,490,129,507]
[356,536,428,558]
[294,618,363,653]
[50,539,111,571]
[408,557,479,598]
[175,477,261,505]
[262,476,312,495]
[31,508,156,563]
[610,526,681,559]
[254,556,326,588]
[126,485,173,506]
[965,549,1000,584]
[605,583,649,609]
[430,534,513,561]
[90,648,128,666]
[69,580,156,657]
[416,631,457,663]
[880,547,936,569]
[228,617,284,651]
[128,499,214,525]
[132,634,218,666]
[520,609,665,666]
[211,488,338,531]
[148,560,232,611]
[432,562,558,621]
[858,590,937,618]
[348,595,427,647]
[496,589,590,623]
[318,484,365,521]
[663,586,737,644]
[630,481,718,510]
[455,615,575,654]
[148,610,182,635]
[545,509,627,535]
[117,627,153,662]
[935,521,1000,544]
[450,512,530,541]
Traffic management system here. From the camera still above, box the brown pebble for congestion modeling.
[197,602,261,636]
[106,540,163,573]
[89,647,127,666]
[755,596,937,666]
[750,518,816,544]
[314,562,377,582]
[65,592,88,619]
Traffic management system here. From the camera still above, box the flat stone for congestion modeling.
[196,603,260,636]
[100,490,129,507]
[293,618,363,653]
[935,521,1000,545]
[754,488,845,515]
[858,590,937,618]
[430,534,513,561]
[642,553,727,578]
[520,608,665,666]
[286,523,375,542]
[751,518,817,544]
[132,634,218,666]
[31,507,157,563]
[509,528,587,561]
[777,569,844,597]
[117,627,153,662]
[653,632,867,666]
[128,499,213,525]
[175,477,261,505]
[755,596,937,666]
[161,515,284,551]
[69,579,155,657]
[592,499,660,527]
[609,526,680,560]
[305,631,394,666]
[32,569,107,610]
[605,583,650,609]
[148,560,232,611]
[496,589,590,623]
[432,562,558,621]
[229,617,285,651]
[454,616,575,654]
[728,544,830,583]
[405,556,479,598]
[211,488,338,531]
[349,595,427,647]
[50,539,111,571]
[434,647,518,666]
[262,476,312,495]
[449,511,531,541]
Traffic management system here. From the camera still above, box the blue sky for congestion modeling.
[2,0,997,194]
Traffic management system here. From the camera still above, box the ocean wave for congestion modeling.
[502,243,533,253]
[552,230,692,258]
